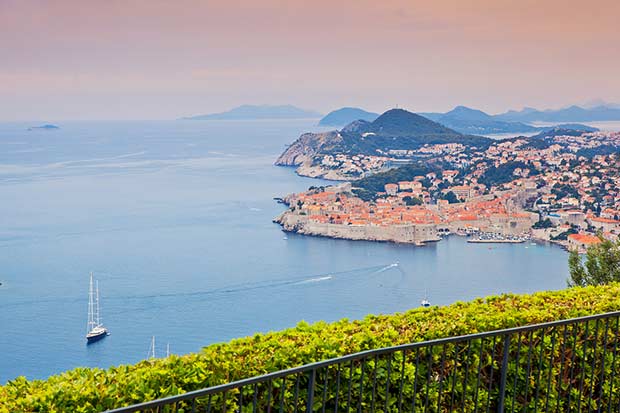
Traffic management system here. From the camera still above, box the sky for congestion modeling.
[1,0,619,121]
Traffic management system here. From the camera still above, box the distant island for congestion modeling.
[28,124,59,131]
[318,107,379,126]
[495,104,620,123]
[317,105,599,136]
[419,106,597,135]
[181,104,322,120]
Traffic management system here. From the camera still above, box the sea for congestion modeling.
[0,119,571,383]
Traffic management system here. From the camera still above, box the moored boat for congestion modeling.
[86,272,108,343]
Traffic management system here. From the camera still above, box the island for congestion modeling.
[419,106,540,135]
[181,104,322,120]
[420,106,598,135]
[495,104,620,122]
[28,124,60,131]
[318,107,379,127]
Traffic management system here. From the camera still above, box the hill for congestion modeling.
[2,285,620,412]
[332,109,491,155]
[276,109,492,179]
[368,108,459,137]
[181,104,322,120]
[318,107,379,126]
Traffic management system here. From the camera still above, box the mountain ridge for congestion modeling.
[181,104,322,120]
[495,104,620,122]
[420,105,599,135]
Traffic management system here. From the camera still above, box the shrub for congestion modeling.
[2,285,620,412]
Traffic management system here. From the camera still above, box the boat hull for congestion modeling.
[86,330,108,343]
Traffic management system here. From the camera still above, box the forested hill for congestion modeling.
[276,109,492,168]
[332,109,493,155]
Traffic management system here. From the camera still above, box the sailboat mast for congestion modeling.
[95,280,101,326]
[150,336,156,359]
[87,272,95,332]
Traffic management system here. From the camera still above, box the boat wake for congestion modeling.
[294,275,333,285]
[0,263,403,312]
[101,263,402,315]
[372,262,399,274]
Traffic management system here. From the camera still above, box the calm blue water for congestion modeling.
[0,120,569,383]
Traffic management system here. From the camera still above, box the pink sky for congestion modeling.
[1,0,619,120]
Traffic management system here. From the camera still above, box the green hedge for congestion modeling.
[2,285,620,412]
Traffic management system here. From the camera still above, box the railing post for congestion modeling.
[497,334,512,413]
[307,368,316,413]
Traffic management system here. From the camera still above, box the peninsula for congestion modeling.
[275,125,620,249]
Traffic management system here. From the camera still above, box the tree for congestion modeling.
[403,196,422,206]
[568,236,620,287]
[532,218,554,229]
[442,191,459,204]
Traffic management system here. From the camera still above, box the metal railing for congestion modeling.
[106,310,620,413]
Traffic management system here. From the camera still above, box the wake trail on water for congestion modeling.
[110,263,398,302]
[102,264,401,316]
[0,263,401,312]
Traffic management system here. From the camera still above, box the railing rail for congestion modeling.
[106,310,620,413]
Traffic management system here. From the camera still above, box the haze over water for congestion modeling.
[0,120,569,383]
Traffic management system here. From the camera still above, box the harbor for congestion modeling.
[467,233,528,244]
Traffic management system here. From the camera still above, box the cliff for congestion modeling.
[274,131,342,167]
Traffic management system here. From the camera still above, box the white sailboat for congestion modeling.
[148,336,156,359]
[421,288,431,308]
[86,272,108,343]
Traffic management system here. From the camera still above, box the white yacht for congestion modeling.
[86,272,108,343]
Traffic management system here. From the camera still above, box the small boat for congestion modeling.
[86,272,108,343]
[148,336,156,359]
[421,288,431,307]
